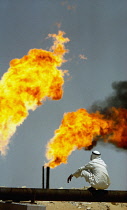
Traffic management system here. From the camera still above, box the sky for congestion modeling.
[0,0,127,190]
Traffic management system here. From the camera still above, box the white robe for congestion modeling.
[72,157,110,189]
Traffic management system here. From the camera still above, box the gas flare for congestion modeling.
[0,31,70,155]
[46,107,127,168]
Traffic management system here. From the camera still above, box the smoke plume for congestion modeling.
[89,81,127,113]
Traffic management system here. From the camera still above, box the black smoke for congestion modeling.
[89,81,127,114]
[85,81,127,150]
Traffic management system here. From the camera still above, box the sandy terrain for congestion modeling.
[1,200,126,209]
[37,201,127,210]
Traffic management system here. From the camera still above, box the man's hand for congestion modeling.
[67,174,73,183]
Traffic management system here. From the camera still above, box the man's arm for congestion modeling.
[84,161,94,170]
[67,166,86,183]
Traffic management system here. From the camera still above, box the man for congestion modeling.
[67,150,110,190]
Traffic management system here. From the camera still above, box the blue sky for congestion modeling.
[0,0,127,190]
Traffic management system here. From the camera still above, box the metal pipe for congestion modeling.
[46,167,50,189]
[0,188,127,203]
[42,166,45,189]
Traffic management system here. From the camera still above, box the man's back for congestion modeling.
[85,158,110,189]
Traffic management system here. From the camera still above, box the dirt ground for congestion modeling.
[37,201,127,210]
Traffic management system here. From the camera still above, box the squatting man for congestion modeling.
[67,151,110,190]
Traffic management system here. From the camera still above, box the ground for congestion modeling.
[37,201,127,210]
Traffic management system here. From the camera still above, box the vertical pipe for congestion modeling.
[46,167,50,189]
[42,166,45,189]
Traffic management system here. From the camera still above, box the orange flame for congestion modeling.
[46,107,127,168]
[0,31,70,155]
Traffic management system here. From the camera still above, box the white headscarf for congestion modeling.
[90,150,101,160]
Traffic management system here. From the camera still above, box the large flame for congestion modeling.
[46,107,127,168]
[0,31,70,155]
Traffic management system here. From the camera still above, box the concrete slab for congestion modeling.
[0,202,46,210]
